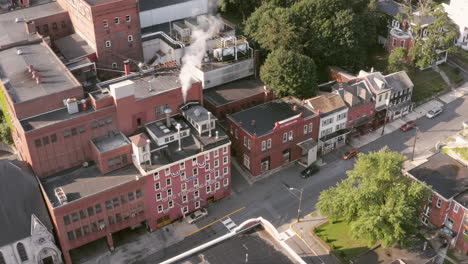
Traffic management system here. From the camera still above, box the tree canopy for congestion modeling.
[317,148,428,247]
[244,0,378,71]
[260,49,317,99]
[388,47,410,72]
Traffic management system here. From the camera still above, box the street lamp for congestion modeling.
[282,183,303,223]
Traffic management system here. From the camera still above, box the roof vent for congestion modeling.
[17,49,23,55]
[54,187,67,205]
[194,109,201,117]
[15,17,24,23]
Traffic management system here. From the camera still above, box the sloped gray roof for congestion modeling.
[376,0,408,17]
[0,159,52,246]
[384,71,414,92]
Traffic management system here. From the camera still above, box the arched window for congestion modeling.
[0,251,6,264]
[17,242,28,262]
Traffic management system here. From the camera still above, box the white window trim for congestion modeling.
[206,185,211,193]
[125,15,131,22]
[195,201,200,209]
[214,149,219,158]
[223,178,229,187]
[267,139,272,149]
[158,205,163,213]
[261,141,266,151]
[436,198,442,208]
[105,40,111,48]
[183,206,188,214]
[103,20,108,27]
[128,35,133,42]
[182,195,188,203]
[454,204,459,213]
[156,193,161,201]
[181,183,187,191]
[205,174,210,181]
[194,178,199,186]
[283,133,287,143]
[215,182,220,190]
[154,182,160,191]
[180,162,185,170]
[223,146,228,154]
[165,168,170,176]
[166,178,172,186]
[194,190,199,198]
[169,201,174,208]
[115,17,120,24]
[153,172,159,181]
[223,167,228,175]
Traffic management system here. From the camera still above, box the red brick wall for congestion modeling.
[387,35,413,56]
[228,114,319,176]
[91,0,142,69]
[346,102,375,128]
[56,0,96,50]
[93,144,132,174]
[428,194,450,228]
[33,12,74,41]
[23,106,117,177]
[52,177,145,262]
[144,144,232,231]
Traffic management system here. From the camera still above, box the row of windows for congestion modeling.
[35,21,67,34]
[103,15,131,27]
[63,190,142,225]
[282,131,294,143]
[155,167,229,192]
[322,113,346,127]
[108,154,128,168]
[153,148,228,181]
[105,35,133,48]
[392,38,406,48]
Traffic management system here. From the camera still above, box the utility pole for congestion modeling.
[411,127,419,161]
[282,183,304,223]
[381,108,389,136]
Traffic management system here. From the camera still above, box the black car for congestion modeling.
[300,164,319,178]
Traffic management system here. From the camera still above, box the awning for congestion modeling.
[353,116,374,127]
[319,128,350,142]
[297,138,317,151]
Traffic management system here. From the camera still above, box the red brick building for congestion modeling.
[332,80,375,137]
[407,153,468,254]
[227,97,319,177]
[203,78,275,122]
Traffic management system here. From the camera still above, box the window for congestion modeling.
[106,117,112,124]
[400,40,405,47]
[121,195,127,204]
[378,95,382,102]
[288,131,293,141]
[153,172,159,180]
[43,136,49,145]
[423,205,431,217]
[136,189,142,198]
[52,22,58,30]
[165,168,170,176]
[214,160,219,168]
[215,182,220,190]
[156,193,162,201]
[214,149,219,158]
[114,17,119,24]
[166,178,171,186]
[42,24,49,33]
[169,200,174,208]
[128,35,133,42]
[446,218,454,229]
[155,104,169,116]
[267,139,272,149]
[205,153,210,161]
[105,200,112,210]
[71,128,77,136]
[385,93,389,100]
[223,167,228,175]
[206,185,211,193]
[125,15,131,22]
[194,190,199,198]
[223,156,228,165]
[182,195,188,202]
[108,215,115,225]
[454,204,460,213]
[180,162,185,170]
[116,213,122,223]
[67,231,75,241]
[113,198,119,207]
[247,139,251,150]
[75,228,82,238]
[61,21,67,28]
[158,205,163,213]
[436,198,442,208]
[63,215,70,225]
[205,174,210,181]
[194,178,199,186]
[304,125,308,134]
[243,154,250,169]
[193,168,198,176]
[83,225,90,235]
[105,40,111,48]
[223,146,228,154]
[91,122,98,128]
[181,172,186,180]
[195,201,200,209]
[128,191,135,200]
[51,134,57,143]
[183,206,188,214]
[421,217,428,226]
[308,123,313,133]
[167,188,172,196]
[111,63,117,69]
[79,210,86,219]
[95,204,102,213]
[181,183,187,191]
[261,141,266,151]
[71,212,78,222]
[392,38,397,47]
[154,182,160,191]
[215,170,219,178]
[98,119,105,127]
[235,129,238,139]
[283,133,287,143]
[244,136,247,146]
[103,20,108,27]
[223,178,229,187]
[35,139,42,147]
[79,125,85,133]
[87,207,94,216]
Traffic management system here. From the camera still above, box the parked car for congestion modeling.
[300,164,320,179]
[400,121,416,131]
[426,107,442,119]
[342,149,359,160]
[186,208,208,224]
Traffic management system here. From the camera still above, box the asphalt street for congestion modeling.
[140,95,468,263]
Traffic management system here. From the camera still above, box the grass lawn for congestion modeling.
[439,63,465,85]
[408,69,448,102]
[314,220,370,262]
[450,147,468,161]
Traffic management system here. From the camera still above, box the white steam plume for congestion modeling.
[179,4,223,102]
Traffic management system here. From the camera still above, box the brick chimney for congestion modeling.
[25,21,36,35]
[123,60,131,75]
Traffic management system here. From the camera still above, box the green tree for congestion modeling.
[317,148,428,247]
[388,47,410,72]
[409,5,458,69]
[260,49,317,99]
[0,110,12,145]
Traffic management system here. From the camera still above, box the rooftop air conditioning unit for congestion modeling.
[54,187,67,204]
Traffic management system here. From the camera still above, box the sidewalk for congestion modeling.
[350,83,468,149]
[285,212,341,264]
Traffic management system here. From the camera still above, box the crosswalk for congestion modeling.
[278,229,296,241]
[221,217,237,231]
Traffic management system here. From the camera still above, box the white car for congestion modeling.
[426,107,442,119]
[186,208,208,224]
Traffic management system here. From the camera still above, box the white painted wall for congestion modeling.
[139,0,209,29]
[192,58,254,89]
[318,108,348,139]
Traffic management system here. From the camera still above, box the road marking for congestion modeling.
[289,221,325,264]
[221,217,237,230]
[182,207,245,237]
